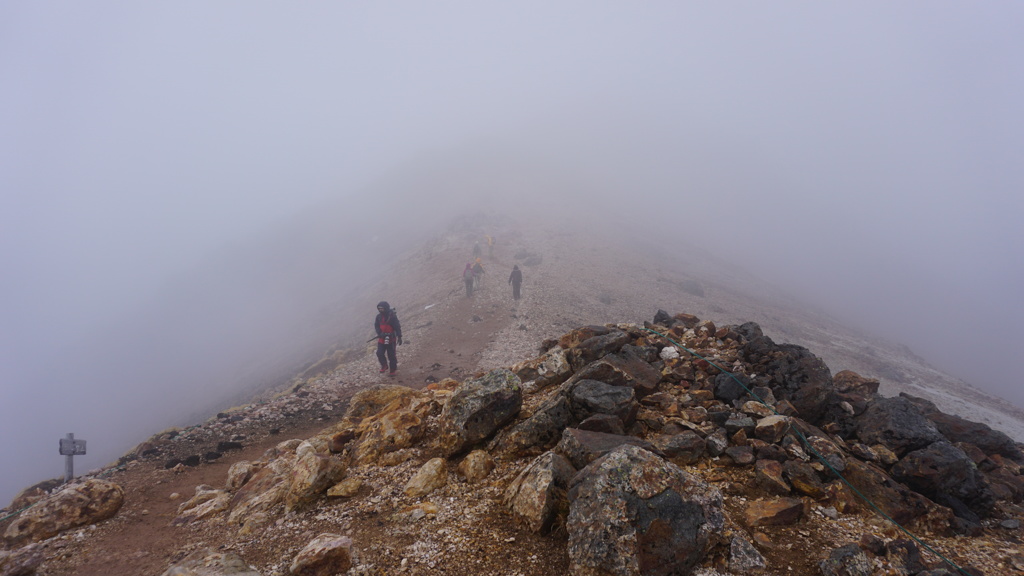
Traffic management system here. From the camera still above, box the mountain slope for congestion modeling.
[3,214,1022,576]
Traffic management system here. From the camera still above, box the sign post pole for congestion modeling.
[58,433,87,483]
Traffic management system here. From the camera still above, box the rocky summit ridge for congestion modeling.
[3,218,1024,576]
[2,309,1024,576]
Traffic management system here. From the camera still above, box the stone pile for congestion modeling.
[4,310,1023,576]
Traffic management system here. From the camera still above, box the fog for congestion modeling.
[2,3,1022,505]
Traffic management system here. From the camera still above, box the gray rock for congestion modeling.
[504,451,577,534]
[819,544,871,576]
[568,379,638,425]
[891,440,995,519]
[567,445,724,576]
[729,534,767,574]
[852,396,944,457]
[438,368,523,456]
[556,428,661,470]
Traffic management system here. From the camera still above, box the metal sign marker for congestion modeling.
[58,432,87,483]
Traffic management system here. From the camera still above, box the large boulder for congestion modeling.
[737,322,834,424]
[173,486,231,525]
[437,369,523,456]
[351,405,425,465]
[901,393,1024,462]
[504,451,577,534]
[573,347,662,400]
[285,448,347,511]
[842,459,934,526]
[3,479,124,547]
[851,396,944,457]
[289,534,353,576]
[567,445,724,576]
[492,395,574,457]
[891,441,996,520]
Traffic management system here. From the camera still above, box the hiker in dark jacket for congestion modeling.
[508,265,523,300]
[374,301,402,376]
[463,263,474,297]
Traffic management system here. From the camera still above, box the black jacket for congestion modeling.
[509,268,522,285]
[374,301,402,339]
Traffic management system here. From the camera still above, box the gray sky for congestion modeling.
[2,3,1022,504]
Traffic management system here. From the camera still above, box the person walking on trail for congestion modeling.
[472,258,485,289]
[508,264,523,300]
[473,242,482,258]
[485,234,495,258]
[374,301,402,376]
[463,263,475,297]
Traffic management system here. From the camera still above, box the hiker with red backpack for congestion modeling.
[374,301,403,376]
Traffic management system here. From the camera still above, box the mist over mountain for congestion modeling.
[3,3,1023,516]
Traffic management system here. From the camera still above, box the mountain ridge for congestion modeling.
[3,214,1022,575]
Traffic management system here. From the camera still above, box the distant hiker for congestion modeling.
[508,264,523,300]
[463,263,475,297]
[472,258,485,289]
[485,234,495,258]
[374,301,402,376]
[473,242,482,258]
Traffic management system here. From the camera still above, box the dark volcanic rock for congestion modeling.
[438,368,523,456]
[555,428,661,470]
[568,379,639,425]
[851,396,944,457]
[891,440,996,519]
[567,445,724,576]
[737,322,834,424]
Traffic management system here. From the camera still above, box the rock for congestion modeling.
[0,543,44,576]
[743,497,804,527]
[577,413,626,435]
[343,385,424,421]
[289,534,352,576]
[842,459,933,526]
[437,368,523,456]
[852,396,944,457]
[512,348,573,392]
[555,428,661,470]
[885,539,926,576]
[326,478,362,498]
[567,445,724,575]
[729,534,767,574]
[285,450,347,511]
[818,544,872,576]
[714,372,753,404]
[832,370,880,395]
[504,451,576,534]
[783,461,826,499]
[567,379,639,425]
[456,450,495,483]
[902,393,1024,462]
[351,404,425,465]
[159,548,260,576]
[755,459,791,495]
[891,441,995,519]
[654,431,706,465]
[173,486,231,525]
[227,452,296,524]
[3,479,125,547]
[226,461,258,492]
[565,329,632,370]
[737,324,834,424]
[724,446,756,466]
[404,458,448,498]
[754,415,790,444]
[492,395,574,457]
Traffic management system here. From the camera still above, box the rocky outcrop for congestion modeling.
[36,309,1016,576]
[3,479,124,547]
